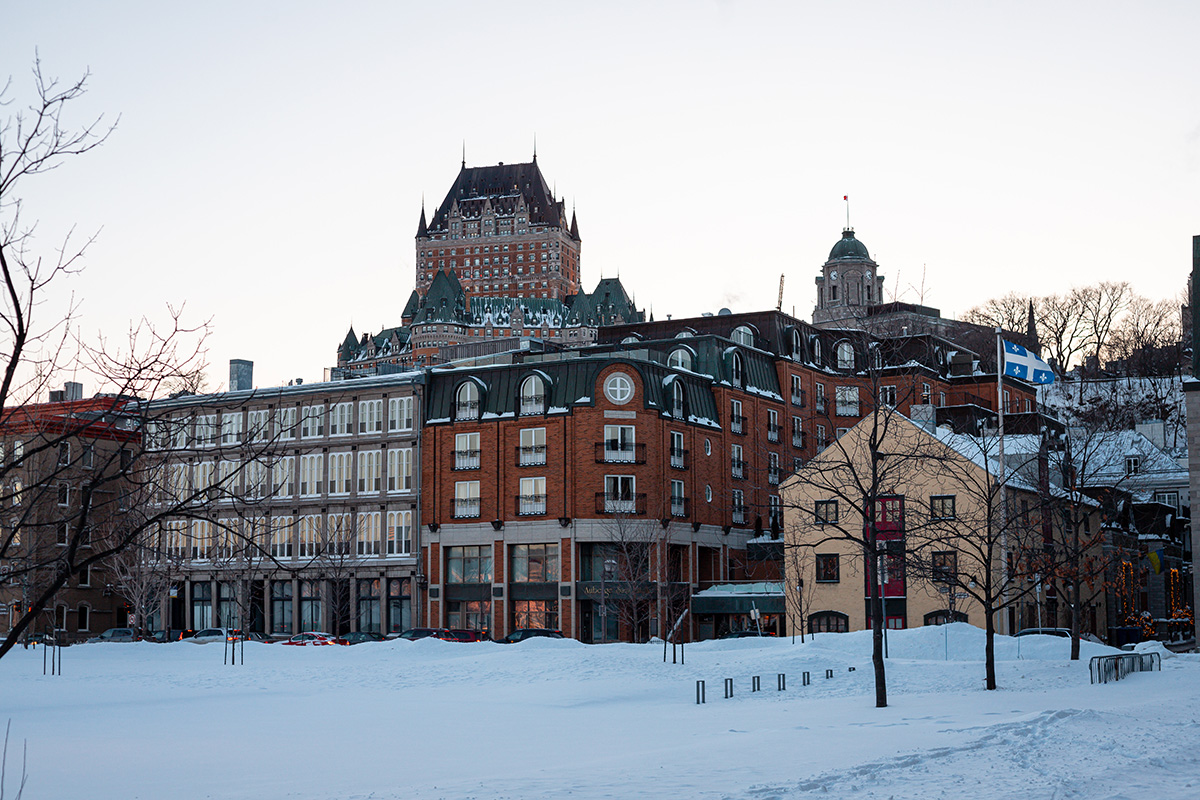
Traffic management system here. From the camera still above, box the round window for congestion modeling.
[705,485,713,502]
[603,372,634,405]
[704,438,712,456]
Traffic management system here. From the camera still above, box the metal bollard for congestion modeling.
[724,678,734,699]
[696,680,706,704]
[848,666,856,672]
[752,676,761,692]
[825,669,834,679]
[802,671,810,686]
[777,673,786,691]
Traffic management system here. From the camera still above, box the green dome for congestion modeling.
[829,229,870,260]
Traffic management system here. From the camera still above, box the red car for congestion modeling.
[281,632,344,646]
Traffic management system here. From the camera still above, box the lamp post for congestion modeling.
[600,557,617,643]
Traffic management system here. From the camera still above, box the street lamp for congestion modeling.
[600,557,617,644]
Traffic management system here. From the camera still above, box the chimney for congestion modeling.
[64,381,83,401]
[229,359,254,392]
[909,404,936,433]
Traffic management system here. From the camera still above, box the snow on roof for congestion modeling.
[693,581,783,596]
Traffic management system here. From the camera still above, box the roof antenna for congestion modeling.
[462,141,466,169]
[533,133,537,163]
[844,194,851,230]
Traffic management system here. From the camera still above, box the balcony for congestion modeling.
[454,400,479,420]
[768,468,780,486]
[835,402,860,417]
[452,497,481,518]
[516,494,547,516]
[515,445,547,467]
[669,447,688,469]
[791,388,806,408]
[595,441,646,464]
[595,492,647,515]
[767,423,781,442]
[519,395,545,416]
[732,505,748,525]
[670,497,688,518]
[731,458,746,479]
[452,449,481,470]
[730,415,746,435]
[815,398,826,414]
[792,431,806,449]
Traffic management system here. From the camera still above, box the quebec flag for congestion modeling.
[1002,340,1056,384]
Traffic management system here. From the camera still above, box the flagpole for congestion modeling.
[996,328,1008,635]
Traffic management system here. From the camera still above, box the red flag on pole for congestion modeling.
[843,195,848,201]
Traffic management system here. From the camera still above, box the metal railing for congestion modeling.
[1089,652,1161,684]
[730,415,746,435]
[595,492,646,515]
[669,448,688,469]
[670,497,688,518]
[515,445,547,466]
[516,494,547,516]
[452,449,481,470]
[595,442,646,464]
[519,395,545,416]
[452,498,481,518]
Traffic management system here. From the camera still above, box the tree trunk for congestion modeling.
[1070,578,1081,661]
[867,541,887,708]
[985,606,997,690]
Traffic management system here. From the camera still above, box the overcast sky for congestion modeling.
[5,1,1199,390]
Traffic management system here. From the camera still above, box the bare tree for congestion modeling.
[1103,295,1182,376]
[1036,292,1088,374]
[783,332,954,707]
[962,292,1032,333]
[1076,281,1132,370]
[107,532,177,633]
[905,425,1059,689]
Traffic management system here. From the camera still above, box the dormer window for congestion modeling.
[1125,456,1141,476]
[672,382,686,418]
[731,353,744,388]
[731,326,754,347]
[519,375,545,416]
[455,382,480,420]
[836,341,854,370]
[668,348,693,371]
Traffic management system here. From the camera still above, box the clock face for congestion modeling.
[865,271,872,280]
[830,270,839,281]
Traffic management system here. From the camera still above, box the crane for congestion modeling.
[776,274,785,311]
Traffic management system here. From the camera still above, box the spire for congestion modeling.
[416,203,428,237]
[569,206,579,239]
[532,133,537,163]
[1026,299,1041,354]
[461,141,466,169]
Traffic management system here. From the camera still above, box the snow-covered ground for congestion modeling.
[1,625,1196,799]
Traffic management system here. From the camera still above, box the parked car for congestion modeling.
[237,631,274,643]
[337,631,385,645]
[446,629,486,642]
[281,632,343,646]
[397,627,455,641]
[87,627,139,644]
[145,629,194,643]
[1015,627,1070,638]
[190,628,242,644]
[719,630,774,639]
[501,628,564,643]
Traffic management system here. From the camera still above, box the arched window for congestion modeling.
[519,375,545,415]
[731,326,755,347]
[455,382,480,420]
[812,339,822,364]
[674,329,695,339]
[924,610,968,626]
[621,336,640,344]
[870,346,883,370]
[731,353,744,388]
[836,341,854,370]
[671,382,686,418]
[792,329,803,359]
[668,348,693,371]
[77,604,90,632]
[808,610,849,634]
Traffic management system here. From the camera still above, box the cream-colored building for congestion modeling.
[782,411,1107,638]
